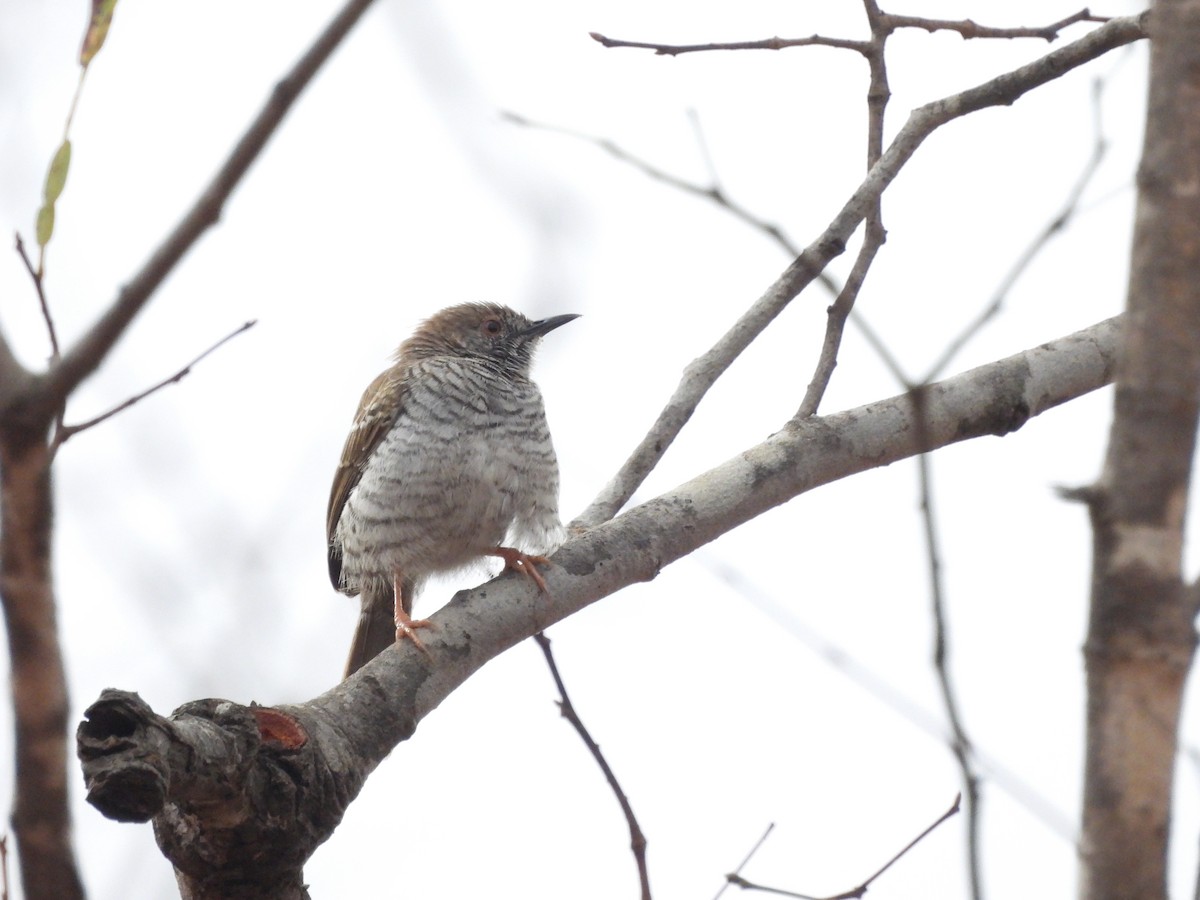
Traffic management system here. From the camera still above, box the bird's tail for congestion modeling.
[344,580,412,678]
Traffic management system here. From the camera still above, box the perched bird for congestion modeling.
[327,302,576,677]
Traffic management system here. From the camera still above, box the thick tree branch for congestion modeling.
[79,315,1119,893]
[1079,3,1200,898]
[1,440,80,900]
[575,13,1146,529]
[0,333,29,410]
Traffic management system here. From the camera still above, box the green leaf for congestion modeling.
[80,0,119,67]
[36,203,56,248]
[43,140,71,204]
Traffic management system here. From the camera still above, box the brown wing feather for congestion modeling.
[326,367,407,591]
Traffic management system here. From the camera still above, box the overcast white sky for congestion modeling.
[2,1,1185,898]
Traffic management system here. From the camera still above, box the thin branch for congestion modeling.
[912,408,983,900]
[502,111,802,254]
[574,13,1147,529]
[0,834,8,900]
[14,233,60,361]
[41,0,378,409]
[589,9,1107,58]
[50,320,257,453]
[535,632,651,900]
[713,823,775,900]
[686,109,722,193]
[881,9,1109,42]
[15,232,67,443]
[796,222,883,417]
[920,72,1111,383]
[589,32,870,57]
[795,0,890,419]
[725,877,818,899]
[855,793,962,892]
[726,794,961,899]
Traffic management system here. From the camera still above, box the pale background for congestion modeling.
[0,1,1183,898]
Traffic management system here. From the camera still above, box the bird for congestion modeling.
[327,302,577,677]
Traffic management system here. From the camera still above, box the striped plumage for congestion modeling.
[327,303,576,676]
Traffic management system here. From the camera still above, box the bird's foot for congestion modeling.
[491,546,552,593]
[394,609,435,653]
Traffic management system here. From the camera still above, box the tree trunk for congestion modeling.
[1080,2,1200,897]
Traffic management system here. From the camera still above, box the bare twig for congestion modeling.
[589,32,870,57]
[50,320,257,453]
[0,834,8,900]
[854,793,962,891]
[725,877,818,899]
[726,794,961,899]
[574,13,1147,529]
[502,111,802,254]
[912,403,983,900]
[713,823,775,900]
[15,231,68,442]
[535,632,651,900]
[795,0,890,419]
[14,233,60,361]
[590,9,1106,58]
[881,9,1109,42]
[40,0,378,410]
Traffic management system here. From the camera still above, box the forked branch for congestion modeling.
[574,13,1147,529]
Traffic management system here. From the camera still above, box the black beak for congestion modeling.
[521,313,580,339]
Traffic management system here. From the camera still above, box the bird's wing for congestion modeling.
[326,368,407,590]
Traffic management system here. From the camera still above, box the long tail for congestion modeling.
[344,579,413,678]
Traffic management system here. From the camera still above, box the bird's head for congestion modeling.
[399,302,578,379]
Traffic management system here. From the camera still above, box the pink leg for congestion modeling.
[393,572,434,651]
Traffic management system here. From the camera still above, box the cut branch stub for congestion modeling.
[77,689,341,900]
[76,690,170,822]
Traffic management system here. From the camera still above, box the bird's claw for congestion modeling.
[394,614,434,654]
[491,546,552,593]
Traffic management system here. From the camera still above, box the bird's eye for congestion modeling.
[482,319,503,335]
